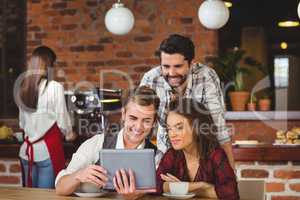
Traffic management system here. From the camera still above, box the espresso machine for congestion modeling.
[65,88,122,138]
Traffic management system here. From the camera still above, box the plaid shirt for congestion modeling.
[156,148,239,200]
[140,63,230,153]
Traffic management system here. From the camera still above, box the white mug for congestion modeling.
[169,182,189,195]
[80,183,101,193]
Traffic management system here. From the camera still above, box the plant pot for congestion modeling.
[229,91,250,111]
[258,99,271,111]
[247,103,256,111]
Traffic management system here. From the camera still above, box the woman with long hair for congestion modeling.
[156,98,239,199]
[16,46,74,188]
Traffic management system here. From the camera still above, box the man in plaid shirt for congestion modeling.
[140,34,234,168]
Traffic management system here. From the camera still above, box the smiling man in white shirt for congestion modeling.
[55,86,160,199]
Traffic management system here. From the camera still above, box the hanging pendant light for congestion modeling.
[104,0,135,35]
[198,0,230,29]
[224,1,232,8]
[277,2,300,27]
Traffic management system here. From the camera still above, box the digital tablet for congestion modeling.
[99,149,156,190]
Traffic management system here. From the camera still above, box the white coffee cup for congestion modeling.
[80,183,101,193]
[169,182,189,195]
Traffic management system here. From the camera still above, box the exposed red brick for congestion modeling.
[56,61,68,67]
[86,45,104,52]
[241,169,269,178]
[274,170,300,179]
[289,183,300,192]
[60,9,77,16]
[258,161,288,165]
[9,164,21,173]
[145,58,159,65]
[271,196,300,200]
[116,51,133,58]
[180,17,193,24]
[0,164,6,172]
[133,66,151,73]
[134,36,153,42]
[87,61,105,67]
[124,59,144,65]
[99,37,113,44]
[105,60,126,66]
[0,176,20,184]
[148,13,156,21]
[27,40,42,46]
[27,0,217,89]
[35,33,47,39]
[61,24,77,31]
[70,46,85,52]
[266,182,285,192]
[52,2,67,9]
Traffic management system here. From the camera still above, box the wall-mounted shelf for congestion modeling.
[225,111,300,120]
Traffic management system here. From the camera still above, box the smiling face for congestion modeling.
[122,101,156,148]
[161,52,190,88]
[166,111,195,150]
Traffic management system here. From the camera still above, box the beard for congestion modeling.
[163,74,188,88]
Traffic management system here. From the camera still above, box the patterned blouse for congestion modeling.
[156,148,239,200]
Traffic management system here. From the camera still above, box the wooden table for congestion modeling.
[0,187,217,200]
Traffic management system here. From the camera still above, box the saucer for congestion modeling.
[74,191,107,198]
[162,192,196,199]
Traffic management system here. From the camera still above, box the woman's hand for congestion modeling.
[160,173,180,182]
[75,164,108,188]
[113,169,155,200]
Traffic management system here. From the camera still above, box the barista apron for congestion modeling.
[24,123,65,187]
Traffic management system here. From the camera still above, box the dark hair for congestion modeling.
[157,34,195,64]
[32,46,56,67]
[168,98,219,160]
[123,86,160,112]
[19,46,57,112]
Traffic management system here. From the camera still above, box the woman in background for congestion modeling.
[16,46,75,188]
[156,98,239,199]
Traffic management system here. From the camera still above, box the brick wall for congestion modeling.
[236,161,300,200]
[0,159,22,186]
[27,0,217,89]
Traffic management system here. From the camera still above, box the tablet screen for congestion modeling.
[99,149,156,190]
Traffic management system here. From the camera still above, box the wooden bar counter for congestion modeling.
[0,187,217,200]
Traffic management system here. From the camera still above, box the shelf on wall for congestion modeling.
[225,111,300,120]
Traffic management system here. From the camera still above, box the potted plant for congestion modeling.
[258,94,271,111]
[208,48,252,111]
[247,93,257,111]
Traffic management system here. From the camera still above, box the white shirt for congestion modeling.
[55,129,145,186]
[19,79,72,161]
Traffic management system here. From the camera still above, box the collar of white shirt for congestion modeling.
[115,129,146,149]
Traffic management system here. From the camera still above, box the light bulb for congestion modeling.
[198,0,230,29]
[105,2,135,35]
